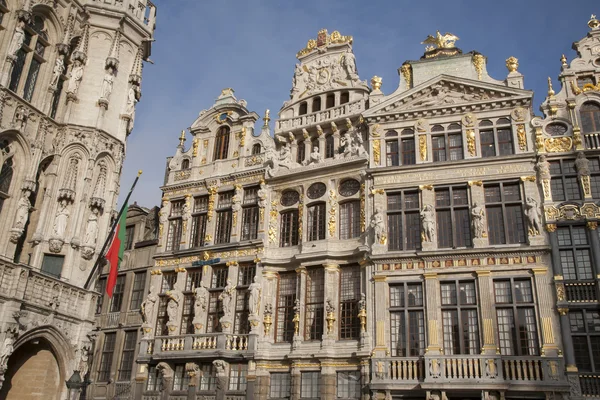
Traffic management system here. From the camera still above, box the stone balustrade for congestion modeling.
[85,0,156,28]
[565,281,598,302]
[147,333,256,355]
[580,374,600,397]
[276,99,365,132]
[585,133,600,149]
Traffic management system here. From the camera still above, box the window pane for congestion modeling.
[301,372,320,398]
[270,373,291,399]
[336,371,360,399]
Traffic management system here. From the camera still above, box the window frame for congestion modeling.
[435,186,472,248]
[97,332,116,382]
[389,282,426,357]
[270,372,292,399]
[484,182,526,245]
[275,272,297,343]
[304,268,324,341]
[440,280,480,355]
[339,265,361,340]
[190,196,208,248]
[213,126,230,160]
[557,225,594,281]
[479,118,514,158]
[339,200,361,240]
[129,271,146,311]
[581,102,600,134]
[307,202,326,241]
[432,123,463,162]
[550,158,582,201]
[569,309,600,372]
[117,330,137,381]
[387,190,421,251]
[280,209,299,247]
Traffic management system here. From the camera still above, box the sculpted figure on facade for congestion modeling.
[0,335,14,369]
[304,146,323,166]
[471,202,485,238]
[193,281,209,323]
[535,155,551,181]
[13,190,31,231]
[53,200,70,238]
[66,60,84,95]
[126,86,138,116]
[50,55,65,88]
[341,49,358,81]
[257,181,267,208]
[63,155,81,192]
[219,280,235,319]
[292,63,303,92]
[158,199,168,240]
[420,205,436,242]
[265,144,296,177]
[83,208,99,247]
[525,197,542,236]
[166,288,183,324]
[8,21,25,58]
[141,284,158,325]
[100,66,115,100]
[370,209,386,244]
[248,276,261,316]
[576,151,590,177]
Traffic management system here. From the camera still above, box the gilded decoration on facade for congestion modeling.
[421,31,460,50]
[268,200,278,244]
[466,129,476,156]
[372,139,381,164]
[505,56,519,73]
[371,75,382,90]
[400,63,412,88]
[360,183,366,232]
[298,193,304,240]
[192,138,199,157]
[207,186,217,221]
[296,29,353,58]
[544,137,572,153]
[555,282,566,302]
[236,127,246,147]
[517,124,527,151]
[472,54,485,80]
[328,189,338,237]
[419,135,427,161]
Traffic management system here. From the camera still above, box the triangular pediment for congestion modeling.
[363,75,532,119]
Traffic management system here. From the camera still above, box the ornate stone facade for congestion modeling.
[0,1,156,399]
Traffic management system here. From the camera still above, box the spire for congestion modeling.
[72,23,90,63]
[547,77,555,98]
[263,109,270,128]
[105,29,121,69]
[178,130,186,147]
[57,12,74,55]
[129,47,143,85]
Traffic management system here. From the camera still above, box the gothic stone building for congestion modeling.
[136,19,600,400]
[0,0,156,399]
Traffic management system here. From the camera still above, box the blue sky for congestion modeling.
[121,0,598,207]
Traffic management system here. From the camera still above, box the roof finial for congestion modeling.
[263,109,270,127]
[72,23,90,63]
[505,56,519,73]
[129,47,143,85]
[547,77,555,97]
[179,130,186,147]
[561,54,567,68]
[106,29,121,69]
[589,14,600,30]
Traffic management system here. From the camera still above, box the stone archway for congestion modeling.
[0,338,61,400]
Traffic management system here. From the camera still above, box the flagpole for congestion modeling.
[84,170,143,290]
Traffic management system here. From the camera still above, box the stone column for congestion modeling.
[322,263,340,347]
[294,267,307,348]
[476,270,498,354]
[290,140,298,165]
[586,221,600,276]
[469,181,489,248]
[231,185,242,243]
[419,185,436,251]
[181,194,193,250]
[372,275,388,357]
[254,368,270,400]
[318,132,326,160]
[246,361,256,400]
[532,267,559,357]
[320,362,336,400]
[333,131,341,158]
[290,362,301,400]
[424,272,441,354]
[205,186,218,246]
[360,359,371,400]
[261,270,278,343]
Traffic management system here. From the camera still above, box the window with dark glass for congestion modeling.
[550,159,582,201]
[340,201,360,240]
[281,190,300,206]
[590,157,600,199]
[270,373,291,399]
[173,364,190,391]
[480,118,514,157]
[125,225,135,250]
[386,139,399,166]
[252,143,261,155]
[191,196,208,248]
[0,140,14,214]
[297,141,306,164]
[312,97,322,113]
[340,92,350,104]
[0,0,8,26]
[95,278,106,315]
[569,310,600,372]
[215,191,233,244]
[117,331,137,381]
[339,265,361,340]
[235,264,255,334]
[305,268,324,340]
[41,254,64,278]
[98,332,116,382]
[387,191,421,251]
[213,126,230,160]
[156,272,176,336]
[581,102,600,134]
[326,94,335,109]
[557,226,594,280]
[146,366,159,391]
[432,123,463,162]
[199,364,216,391]
[484,183,526,245]
[390,283,425,356]
[242,187,259,241]
[166,200,184,251]
[307,203,326,241]
[336,371,360,399]
[339,179,360,197]
[181,159,190,169]
[307,182,326,199]
[9,15,48,103]
[129,272,146,310]
[301,371,321,399]
[109,275,126,312]
[401,137,416,165]
[229,364,248,391]
[441,281,480,355]
[546,123,568,136]
[494,279,539,356]
[182,268,202,334]
[276,272,297,343]
[207,266,228,333]
[325,134,335,158]
[435,186,471,248]
[299,102,308,115]
[280,210,299,247]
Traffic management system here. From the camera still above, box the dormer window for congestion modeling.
[181,159,190,169]
[252,144,261,155]
[312,97,322,113]
[581,102,600,134]
[299,102,308,116]
[213,126,230,160]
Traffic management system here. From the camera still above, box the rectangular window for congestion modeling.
[23,57,41,102]
[241,206,259,241]
[117,331,137,381]
[191,196,209,248]
[301,372,321,399]
[125,225,135,250]
[570,310,600,372]
[401,138,416,165]
[235,265,254,335]
[280,210,299,247]
[297,142,306,164]
[207,267,228,333]
[441,281,480,355]
[214,127,230,160]
[109,275,126,313]
[270,373,291,399]
[484,183,526,245]
[166,218,182,251]
[558,226,594,280]
[146,366,159,391]
[480,119,514,157]
[155,297,169,336]
[41,254,64,278]
[276,273,297,343]
[340,201,360,240]
[387,191,420,251]
[129,272,146,310]
[432,135,446,162]
[95,278,106,315]
[173,364,190,391]
[9,48,27,92]
[97,332,116,382]
[185,268,203,291]
[215,210,232,244]
[550,159,582,201]
[307,203,326,241]
[180,293,194,334]
[494,279,539,356]
[199,364,216,391]
[305,268,324,340]
[229,364,248,391]
[161,272,177,293]
[390,283,425,356]
[340,266,361,340]
[435,187,471,248]
[336,371,360,399]
[386,140,399,166]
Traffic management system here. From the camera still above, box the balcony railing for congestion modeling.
[585,133,600,150]
[565,281,598,303]
[580,374,600,397]
[276,99,366,132]
[372,355,566,387]
[143,333,255,356]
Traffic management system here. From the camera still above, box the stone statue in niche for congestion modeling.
[83,208,99,247]
[219,280,235,319]
[166,288,182,324]
[100,66,115,100]
[0,335,15,369]
[304,146,323,166]
[66,60,84,95]
[535,155,551,181]
[53,200,70,238]
[8,21,25,58]
[420,205,436,242]
[13,190,31,230]
[292,63,303,92]
[525,197,542,236]
[257,181,267,208]
[248,276,261,316]
[126,86,138,116]
[370,209,385,244]
[471,202,485,239]
[141,284,158,325]
[63,155,81,192]
[50,55,65,88]
[193,281,209,322]
[341,49,358,81]
[92,161,108,199]
[265,145,295,177]
[576,151,590,177]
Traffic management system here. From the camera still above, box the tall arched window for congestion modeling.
[312,97,322,113]
[326,94,335,109]
[213,126,230,160]
[252,143,261,155]
[181,159,190,169]
[581,102,600,133]
[297,140,305,164]
[307,202,326,241]
[325,134,335,158]
[10,15,49,102]
[0,140,14,214]
[299,102,308,116]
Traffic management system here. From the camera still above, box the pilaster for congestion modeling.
[532,267,559,356]
[372,275,388,357]
[322,263,340,346]
[424,272,441,354]
[476,270,498,354]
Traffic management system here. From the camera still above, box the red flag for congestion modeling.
[106,202,128,297]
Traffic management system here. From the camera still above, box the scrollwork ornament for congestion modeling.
[545,223,557,233]
[587,221,598,231]
[372,139,380,164]
[517,124,527,151]
[466,129,476,156]
[419,135,427,161]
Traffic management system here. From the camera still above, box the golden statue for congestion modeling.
[421,31,459,49]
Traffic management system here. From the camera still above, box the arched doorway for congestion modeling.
[0,338,62,400]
